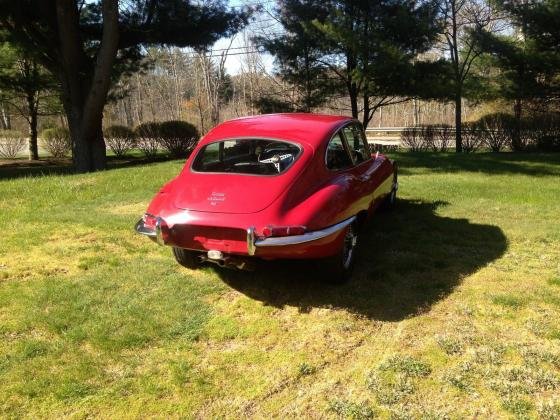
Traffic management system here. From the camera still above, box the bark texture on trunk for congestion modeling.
[28,113,39,160]
[512,98,522,151]
[26,91,39,160]
[0,100,10,130]
[362,95,370,129]
[55,0,119,172]
[454,93,462,153]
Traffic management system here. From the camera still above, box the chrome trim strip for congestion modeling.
[135,219,157,237]
[324,121,372,172]
[247,226,256,255]
[255,216,356,248]
[155,217,165,246]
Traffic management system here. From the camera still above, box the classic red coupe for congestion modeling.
[135,113,397,283]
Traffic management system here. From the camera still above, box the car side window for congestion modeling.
[343,124,370,164]
[326,132,354,171]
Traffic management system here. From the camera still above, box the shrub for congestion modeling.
[402,125,452,152]
[475,113,513,152]
[401,127,425,151]
[420,125,436,151]
[537,135,560,152]
[158,120,199,158]
[532,114,560,152]
[104,125,136,157]
[0,130,26,159]
[41,127,71,158]
[461,122,483,153]
[435,124,453,151]
[134,122,160,158]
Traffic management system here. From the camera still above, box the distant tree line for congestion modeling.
[0,0,559,172]
[258,0,560,151]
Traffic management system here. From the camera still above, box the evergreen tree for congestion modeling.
[0,42,58,160]
[314,0,443,127]
[262,0,444,127]
[258,0,334,112]
[0,1,250,172]
[438,0,497,152]
[473,0,560,149]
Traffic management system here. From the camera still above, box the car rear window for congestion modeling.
[192,139,301,175]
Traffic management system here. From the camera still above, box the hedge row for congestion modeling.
[106,121,199,158]
[401,113,560,152]
[27,120,200,160]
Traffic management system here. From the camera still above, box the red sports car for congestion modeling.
[135,113,397,283]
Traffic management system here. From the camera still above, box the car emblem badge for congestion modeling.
[208,192,226,206]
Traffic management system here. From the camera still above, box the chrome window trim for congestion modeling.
[325,121,372,172]
[190,137,303,177]
[324,127,355,171]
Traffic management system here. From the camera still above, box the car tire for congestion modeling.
[383,167,398,210]
[323,224,358,285]
[172,247,201,269]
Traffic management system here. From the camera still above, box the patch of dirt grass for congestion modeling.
[1,152,560,417]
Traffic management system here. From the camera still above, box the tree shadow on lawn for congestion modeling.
[214,199,508,321]
[394,152,560,177]
[0,154,176,180]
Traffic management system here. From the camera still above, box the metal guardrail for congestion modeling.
[365,126,457,149]
[365,127,405,148]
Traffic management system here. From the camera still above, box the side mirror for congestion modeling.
[371,151,379,160]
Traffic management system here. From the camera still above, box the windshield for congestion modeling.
[192,139,301,175]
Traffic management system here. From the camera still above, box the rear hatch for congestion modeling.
[173,172,295,214]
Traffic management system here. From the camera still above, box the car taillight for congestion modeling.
[155,217,170,246]
[143,213,157,229]
[262,225,306,237]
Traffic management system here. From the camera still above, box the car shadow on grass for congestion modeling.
[214,199,508,321]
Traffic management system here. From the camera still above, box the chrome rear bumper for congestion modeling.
[135,219,156,237]
[247,216,356,255]
[137,215,356,256]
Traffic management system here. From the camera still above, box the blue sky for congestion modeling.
[212,0,278,74]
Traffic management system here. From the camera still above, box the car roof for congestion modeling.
[201,113,354,147]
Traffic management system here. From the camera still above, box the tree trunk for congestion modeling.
[67,105,107,172]
[56,0,118,173]
[28,111,39,160]
[362,95,370,129]
[349,82,359,119]
[0,100,10,130]
[454,92,462,153]
[26,92,39,160]
[513,98,522,151]
[123,96,134,127]
[346,50,359,119]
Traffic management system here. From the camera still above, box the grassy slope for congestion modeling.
[0,152,559,418]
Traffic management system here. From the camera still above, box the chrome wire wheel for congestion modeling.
[342,225,358,270]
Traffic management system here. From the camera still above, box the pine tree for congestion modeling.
[258,0,334,112]
[0,1,250,172]
[262,0,443,127]
[473,0,560,149]
[0,42,57,160]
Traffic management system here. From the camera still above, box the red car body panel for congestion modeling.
[137,113,396,261]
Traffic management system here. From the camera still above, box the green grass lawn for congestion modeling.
[1,152,559,418]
